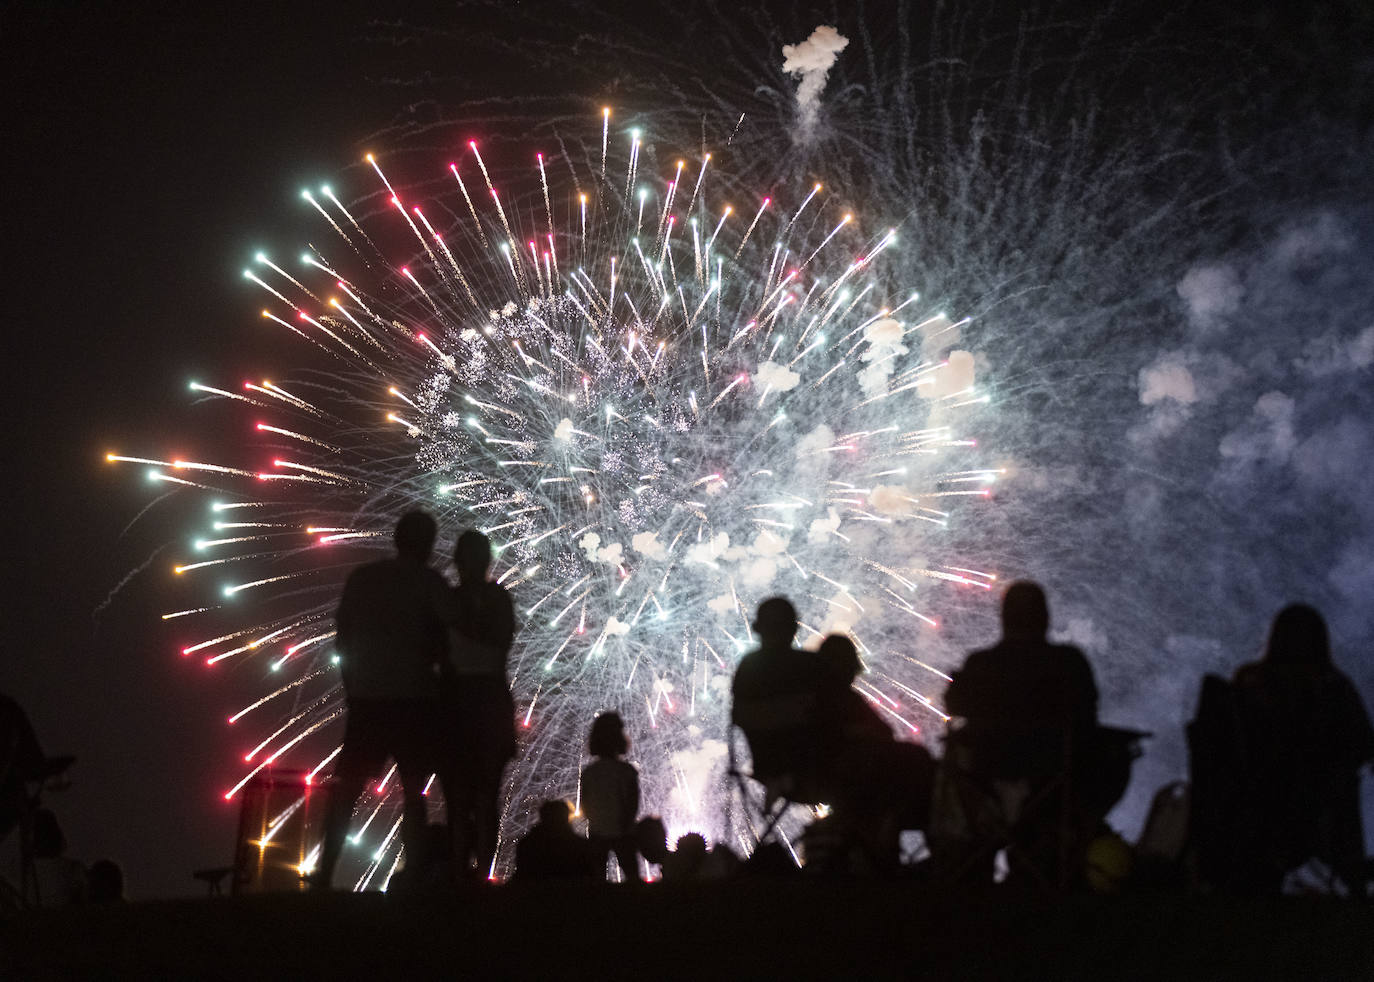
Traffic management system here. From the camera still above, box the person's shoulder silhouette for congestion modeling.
[946,580,1097,727]
[1234,604,1374,767]
[335,510,450,700]
[514,800,601,880]
[449,528,515,677]
[0,692,46,842]
[732,597,827,707]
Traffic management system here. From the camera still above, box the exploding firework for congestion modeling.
[335,3,1374,852]
[109,111,999,883]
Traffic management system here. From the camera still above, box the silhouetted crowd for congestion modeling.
[0,694,124,909]
[4,508,1371,903]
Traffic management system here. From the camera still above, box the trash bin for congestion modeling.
[232,769,329,894]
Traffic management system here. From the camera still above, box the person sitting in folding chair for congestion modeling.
[731,598,830,824]
[800,635,936,874]
[1191,604,1374,895]
[932,580,1126,888]
[1,693,48,849]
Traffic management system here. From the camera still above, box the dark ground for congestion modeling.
[4,884,1372,980]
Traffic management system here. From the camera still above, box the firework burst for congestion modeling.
[110,112,998,883]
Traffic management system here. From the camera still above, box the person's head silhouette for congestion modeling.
[753,597,798,648]
[454,528,493,583]
[674,832,707,862]
[819,633,862,684]
[538,798,573,829]
[393,510,437,562]
[588,710,629,757]
[636,816,669,865]
[1264,603,1331,668]
[1001,580,1049,641]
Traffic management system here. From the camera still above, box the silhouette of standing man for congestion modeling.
[312,511,451,889]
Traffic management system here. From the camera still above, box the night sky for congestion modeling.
[6,1,1372,898]
[6,3,428,896]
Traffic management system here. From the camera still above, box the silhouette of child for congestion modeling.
[32,808,87,907]
[662,832,708,882]
[635,816,669,881]
[579,712,640,881]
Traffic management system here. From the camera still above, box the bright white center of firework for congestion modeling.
[412,274,982,840]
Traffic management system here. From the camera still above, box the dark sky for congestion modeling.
[5,1,1371,898]
[4,2,426,897]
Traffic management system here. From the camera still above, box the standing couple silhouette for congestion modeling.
[311,511,515,889]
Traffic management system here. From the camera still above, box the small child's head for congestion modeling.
[588,710,629,757]
[637,817,669,864]
[538,798,573,828]
[674,833,708,863]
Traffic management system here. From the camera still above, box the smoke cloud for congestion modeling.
[781,25,849,142]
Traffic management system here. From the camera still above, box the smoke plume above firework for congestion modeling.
[782,24,849,143]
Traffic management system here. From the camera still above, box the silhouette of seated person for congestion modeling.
[31,808,86,907]
[634,816,668,880]
[513,799,603,880]
[314,511,452,889]
[662,832,708,882]
[443,529,518,879]
[814,635,935,866]
[939,581,1122,883]
[87,859,125,904]
[731,597,830,803]
[1192,604,1374,894]
[0,692,47,844]
[945,581,1098,778]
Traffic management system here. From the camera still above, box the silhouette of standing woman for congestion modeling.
[444,529,517,878]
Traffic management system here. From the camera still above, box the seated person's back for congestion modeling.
[1231,605,1374,876]
[514,800,601,879]
[731,599,829,787]
[944,582,1098,779]
[947,638,1097,729]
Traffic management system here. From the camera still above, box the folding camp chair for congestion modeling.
[931,721,1145,890]
[727,713,826,855]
